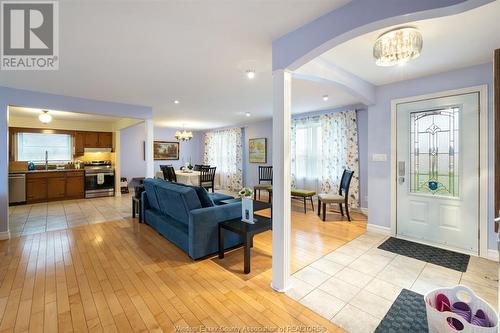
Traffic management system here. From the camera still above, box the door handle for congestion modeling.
[398,161,405,184]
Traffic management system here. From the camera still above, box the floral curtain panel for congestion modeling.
[203,128,243,191]
[291,110,360,208]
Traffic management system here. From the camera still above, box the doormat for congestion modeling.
[378,237,470,272]
[375,289,428,333]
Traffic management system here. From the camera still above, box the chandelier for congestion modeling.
[373,27,422,67]
[175,127,193,141]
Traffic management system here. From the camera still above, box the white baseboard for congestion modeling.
[366,223,391,235]
[486,249,499,262]
[0,231,10,240]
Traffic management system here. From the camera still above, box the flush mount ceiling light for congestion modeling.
[245,112,251,117]
[322,95,329,101]
[373,27,423,67]
[246,70,256,80]
[38,110,52,124]
[175,124,193,142]
[173,100,180,104]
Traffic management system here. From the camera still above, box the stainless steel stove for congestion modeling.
[84,160,115,198]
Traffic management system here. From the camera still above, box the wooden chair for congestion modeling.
[317,169,354,221]
[253,166,273,200]
[193,164,210,171]
[199,167,216,192]
[160,165,177,182]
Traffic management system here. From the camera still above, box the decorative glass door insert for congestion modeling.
[409,107,460,197]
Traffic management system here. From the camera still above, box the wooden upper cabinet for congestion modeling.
[74,131,85,155]
[98,132,113,148]
[84,132,99,147]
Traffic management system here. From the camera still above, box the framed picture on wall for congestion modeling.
[154,141,179,160]
[249,138,267,163]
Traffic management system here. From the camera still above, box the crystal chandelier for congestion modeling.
[175,126,193,142]
[373,27,422,67]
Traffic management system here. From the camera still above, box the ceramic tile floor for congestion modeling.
[286,232,499,333]
[8,193,133,237]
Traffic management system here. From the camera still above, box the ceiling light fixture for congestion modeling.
[246,70,256,80]
[322,95,329,101]
[373,27,422,67]
[175,124,193,142]
[38,110,52,124]
[173,100,180,104]
[245,112,251,117]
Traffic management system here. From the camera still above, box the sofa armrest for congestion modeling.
[141,191,151,222]
[188,202,242,259]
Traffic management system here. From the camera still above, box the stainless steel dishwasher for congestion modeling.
[8,173,26,204]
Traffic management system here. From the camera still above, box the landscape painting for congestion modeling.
[249,138,267,163]
[154,141,179,160]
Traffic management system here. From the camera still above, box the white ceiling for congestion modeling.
[0,0,354,130]
[320,0,500,86]
[9,106,123,123]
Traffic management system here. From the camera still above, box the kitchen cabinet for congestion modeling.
[74,131,85,155]
[47,177,66,200]
[98,132,112,148]
[83,131,113,148]
[66,172,84,198]
[26,177,47,202]
[84,132,99,147]
[25,170,85,203]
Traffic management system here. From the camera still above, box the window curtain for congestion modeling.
[203,128,243,191]
[291,110,360,208]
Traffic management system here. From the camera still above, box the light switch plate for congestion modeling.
[372,154,387,162]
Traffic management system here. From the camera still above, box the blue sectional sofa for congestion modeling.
[141,178,242,259]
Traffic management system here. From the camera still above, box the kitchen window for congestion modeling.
[16,132,72,162]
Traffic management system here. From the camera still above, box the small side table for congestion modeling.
[218,206,271,274]
[132,196,142,223]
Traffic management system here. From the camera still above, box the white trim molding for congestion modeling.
[486,249,499,262]
[390,85,489,258]
[0,231,10,240]
[367,223,391,236]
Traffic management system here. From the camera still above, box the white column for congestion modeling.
[113,130,121,197]
[145,119,154,178]
[271,69,292,292]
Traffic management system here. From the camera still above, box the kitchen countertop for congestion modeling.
[9,169,85,174]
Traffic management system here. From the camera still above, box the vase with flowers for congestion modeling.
[238,187,254,223]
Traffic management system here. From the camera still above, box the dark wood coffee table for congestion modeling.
[218,199,271,274]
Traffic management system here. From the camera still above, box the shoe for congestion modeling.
[451,302,472,323]
[471,309,491,327]
[435,293,451,312]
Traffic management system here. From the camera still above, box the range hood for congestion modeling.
[84,148,112,153]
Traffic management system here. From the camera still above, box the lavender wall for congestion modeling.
[242,108,368,210]
[0,86,152,236]
[120,123,203,181]
[367,63,495,249]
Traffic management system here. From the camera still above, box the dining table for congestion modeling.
[175,170,201,186]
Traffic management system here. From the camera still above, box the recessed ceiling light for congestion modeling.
[246,70,255,80]
[173,100,180,104]
[245,112,251,117]
[38,110,52,124]
[323,95,329,101]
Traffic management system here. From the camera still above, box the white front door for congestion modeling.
[396,92,480,253]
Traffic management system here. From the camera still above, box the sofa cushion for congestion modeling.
[143,179,161,211]
[173,182,215,208]
[154,181,202,223]
[209,192,234,205]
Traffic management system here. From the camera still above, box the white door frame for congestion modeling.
[390,85,489,257]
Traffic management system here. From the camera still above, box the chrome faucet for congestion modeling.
[45,150,48,170]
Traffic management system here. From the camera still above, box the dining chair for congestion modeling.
[159,165,173,180]
[199,167,216,192]
[317,169,354,221]
[193,164,210,171]
[253,166,272,200]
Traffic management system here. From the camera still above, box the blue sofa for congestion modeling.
[141,178,242,259]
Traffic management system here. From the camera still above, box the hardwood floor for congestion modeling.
[0,198,367,332]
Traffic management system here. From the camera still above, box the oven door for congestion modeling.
[85,170,115,197]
